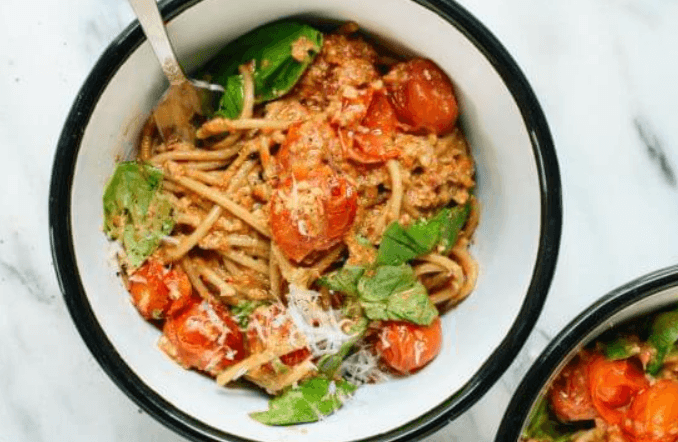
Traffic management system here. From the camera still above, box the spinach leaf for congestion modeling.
[201,21,323,118]
[357,265,438,326]
[647,311,678,375]
[522,397,576,442]
[603,337,639,361]
[317,266,366,297]
[376,204,470,266]
[250,377,357,425]
[103,162,174,267]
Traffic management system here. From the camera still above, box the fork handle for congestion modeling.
[128,0,188,85]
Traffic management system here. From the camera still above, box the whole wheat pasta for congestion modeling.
[180,258,217,304]
[197,118,297,139]
[221,250,269,274]
[166,205,223,261]
[226,160,257,195]
[185,160,232,171]
[268,252,281,300]
[198,266,237,298]
[209,132,241,150]
[239,63,255,120]
[184,168,225,187]
[386,159,403,222]
[150,145,240,164]
[451,245,479,302]
[167,175,270,237]
[225,234,269,251]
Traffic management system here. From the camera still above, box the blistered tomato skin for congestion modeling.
[587,355,649,425]
[269,165,357,262]
[384,58,459,135]
[128,260,191,320]
[622,379,678,442]
[376,317,442,374]
[342,91,400,164]
[161,299,246,375]
[548,353,598,422]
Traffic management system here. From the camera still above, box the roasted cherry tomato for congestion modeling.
[128,260,191,320]
[384,58,458,135]
[587,355,649,425]
[276,121,338,173]
[548,352,598,422]
[343,91,400,164]
[161,298,246,375]
[269,165,357,262]
[246,305,311,367]
[622,379,678,442]
[376,317,442,374]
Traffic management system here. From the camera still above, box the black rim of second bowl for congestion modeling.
[496,264,678,442]
[48,0,562,441]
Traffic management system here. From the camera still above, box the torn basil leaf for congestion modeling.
[201,21,323,118]
[250,377,357,426]
[357,265,438,326]
[603,337,639,361]
[103,162,174,267]
[522,397,577,442]
[647,310,678,375]
[317,319,368,377]
[317,266,366,297]
[376,204,470,266]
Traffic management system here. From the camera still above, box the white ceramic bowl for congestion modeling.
[49,0,561,441]
[497,265,678,441]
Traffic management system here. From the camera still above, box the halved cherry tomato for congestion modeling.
[384,58,458,135]
[548,352,598,422]
[376,317,442,374]
[343,91,400,164]
[246,305,311,367]
[269,165,357,262]
[128,260,191,320]
[161,298,246,375]
[622,379,678,442]
[587,355,649,425]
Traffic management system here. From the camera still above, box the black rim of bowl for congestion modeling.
[496,264,678,442]
[49,0,562,441]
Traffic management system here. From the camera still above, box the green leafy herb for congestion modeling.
[317,318,368,377]
[103,162,174,267]
[201,21,323,118]
[250,377,357,425]
[231,300,265,328]
[216,75,245,119]
[357,265,438,326]
[522,397,576,442]
[603,337,639,361]
[376,204,470,266]
[317,266,366,297]
[647,311,678,375]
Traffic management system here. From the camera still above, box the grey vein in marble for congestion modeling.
[633,116,676,187]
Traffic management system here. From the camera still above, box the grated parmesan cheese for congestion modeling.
[286,285,354,357]
[340,347,389,385]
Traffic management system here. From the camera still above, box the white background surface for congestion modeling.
[2,0,678,441]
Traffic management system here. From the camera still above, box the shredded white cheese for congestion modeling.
[286,285,354,357]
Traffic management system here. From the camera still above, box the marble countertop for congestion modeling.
[2,0,678,440]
